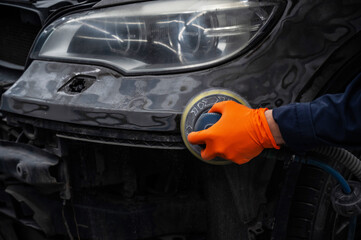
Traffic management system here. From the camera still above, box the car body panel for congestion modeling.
[0,0,361,239]
[2,0,361,133]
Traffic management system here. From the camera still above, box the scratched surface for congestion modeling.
[1,0,361,131]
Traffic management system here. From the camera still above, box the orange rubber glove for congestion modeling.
[187,101,280,164]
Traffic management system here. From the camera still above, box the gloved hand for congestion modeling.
[187,101,280,164]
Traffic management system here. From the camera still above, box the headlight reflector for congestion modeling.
[32,0,281,73]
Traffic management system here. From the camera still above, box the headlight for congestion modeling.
[31,0,282,74]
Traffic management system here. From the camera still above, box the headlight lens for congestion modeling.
[32,0,281,74]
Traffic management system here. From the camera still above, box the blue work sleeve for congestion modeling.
[272,73,361,152]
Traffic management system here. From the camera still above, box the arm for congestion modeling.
[188,72,361,164]
[273,73,361,152]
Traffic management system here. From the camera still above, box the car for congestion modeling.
[0,0,361,239]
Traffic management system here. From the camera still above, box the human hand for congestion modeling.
[187,101,280,164]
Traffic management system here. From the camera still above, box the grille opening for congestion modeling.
[0,5,42,69]
[58,75,96,94]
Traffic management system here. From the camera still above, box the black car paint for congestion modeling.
[2,0,361,133]
[0,0,361,239]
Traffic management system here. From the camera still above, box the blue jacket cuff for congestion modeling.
[272,103,318,152]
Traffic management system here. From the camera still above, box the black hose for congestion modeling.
[311,147,361,181]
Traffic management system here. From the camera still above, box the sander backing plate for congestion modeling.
[181,89,250,165]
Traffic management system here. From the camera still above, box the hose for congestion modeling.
[295,155,356,240]
[311,147,361,181]
[295,156,351,194]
